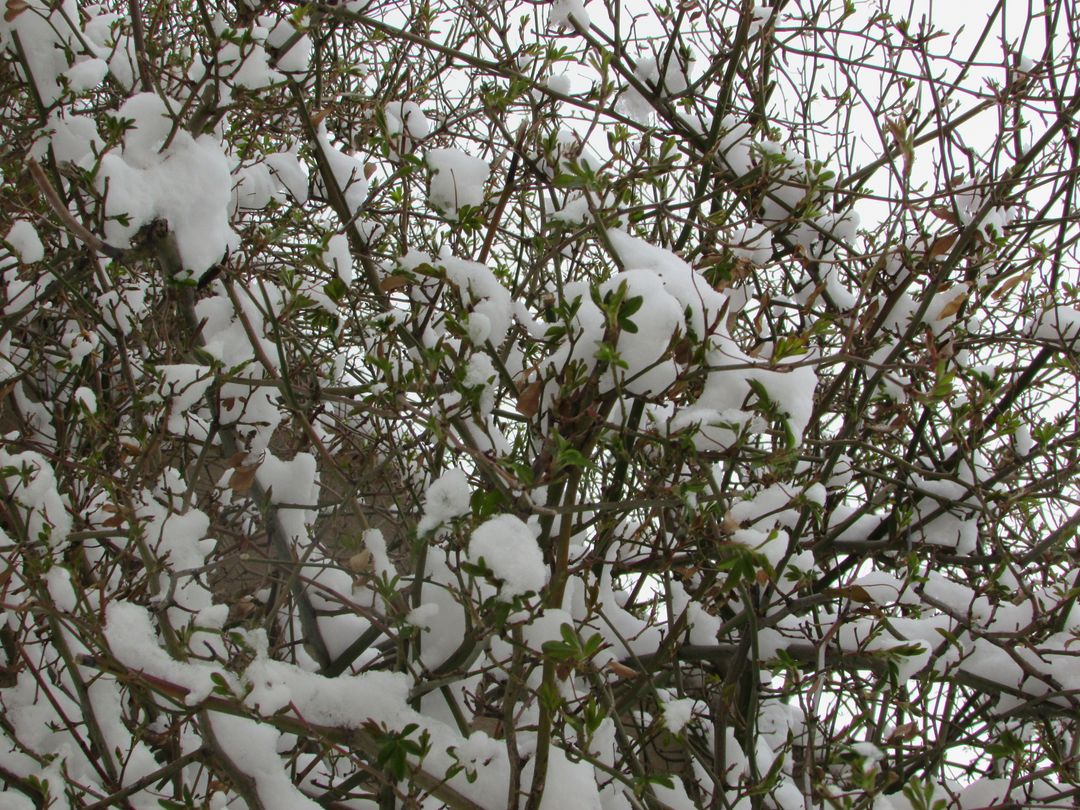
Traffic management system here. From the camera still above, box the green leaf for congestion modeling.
[324,276,348,303]
[471,489,506,519]
[620,295,643,318]
[554,173,587,190]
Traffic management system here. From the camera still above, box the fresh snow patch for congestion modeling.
[427,148,489,218]
[1029,305,1080,348]
[660,693,699,733]
[417,468,472,535]
[323,233,353,283]
[98,94,239,273]
[468,514,548,598]
[385,101,430,142]
[4,221,44,264]
[207,713,322,810]
[548,0,590,30]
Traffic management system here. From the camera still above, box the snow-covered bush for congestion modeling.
[1,1,1079,808]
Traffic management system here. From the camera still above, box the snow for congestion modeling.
[73,386,96,413]
[266,19,312,73]
[254,451,318,543]
[314,124,368,216]
[362,527,395,579]
[0,448,71,546]
[727,223,772,264]
[384,101,430,156]
[521,745,603,810]
[195,284,284,374]
[265,147,309,203]
[954,777,1010,810]
[548,0,590,30]
[323,233,353,283]
[427,147,489,217]
[1029,305,1080,347]
[621,53,693,120]
[406,602,440,629]
[440,255,515,345]
[208,713,322,810]
[464,352,498,415]
[138,499,216,617]
[4,221,44,263]
[553,192,590,224]
[468,514,548,598]
[417,468,472,534]
[660,693,699,733]
[64,57,108,91]
[219,38,282,89]
[0,0,80,105]
[599,269,683,395]
[417,559,470,668]
[105,601,235,705]
[587,566,662,658]
[605,228,727,339]
[44,566,78,613]
[98,94,239,273]
[748,5,775,34]
[157,364,214,435]
[546,73,571,95]
[36,109,104,168]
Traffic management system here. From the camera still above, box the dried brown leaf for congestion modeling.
[928,232,959,259]
[349,550,373,574]
[379,274,410,293]
[930,206,960,225]
[4,0,29,23]
[229,463,260,494]
[516,380,543,417]
[825,585,874,603]
[606,661,639,679]
[991,272,1031,300]
[936,291,968,320]
[888,722,919,742]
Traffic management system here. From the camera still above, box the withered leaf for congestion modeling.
[928,232,959,259]
[516,379,543,417]
[229,463,260,494]
[379,274,410,293]
[888,722,919,742]
[930,206,960,225]
[4,0,29,23]
[825,585,874,603]
[991,272,1031,300]
[606,661,639,679]
[349,550,372,574]
[936,292,968,320]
